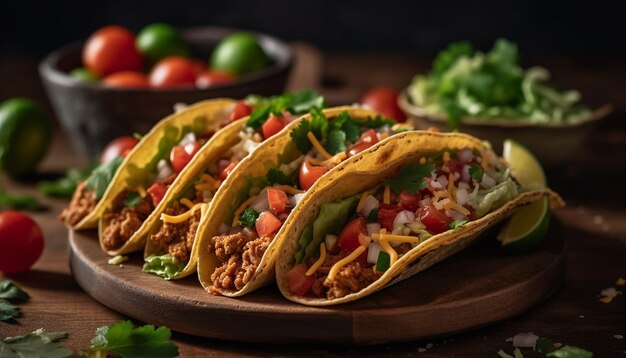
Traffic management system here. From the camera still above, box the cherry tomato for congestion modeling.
[361,86,406,122]
[230,100,253,122]
[149,56,197,88]
[219,160,239,180]
[0,211,44,274]
[298,159,330,191]
[267,188,288,214]
[170,141,201,173]
[100,136,139,164]
[102,71,150,88]
[398,191,421,212]
[287,264,316,296]
[338,217,367,252]
[348,129,379,157]
[256,211,282,237]
[377,203,403,231]
[196,70,235,88]
[147,182,168,207]
[261,114,287,139]
[82,25,142,77]
[418,204,451,234]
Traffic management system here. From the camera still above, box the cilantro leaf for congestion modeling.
[546,345,593,358]
[266,168,290,185]
[238,207,260,227]
[0,279,30,301]
[290,119,313,154]
[342,117,361,143]
[124,191,142,208]
[85,156,124,200]
[39,164,96,198]
[246,106,271,129]
[535,338,556,354]
[88,320,179,358]
[246,90,325,128]
[0,329,71,358]
[0,299,19,321]
[469,164,483,181]
[432,41,473,75]
[386,163,436,194]
[362,115,395,128]
[325,130,346,155]
[309,108,329,139]
[288,89,326,113]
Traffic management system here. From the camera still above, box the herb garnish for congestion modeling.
[39,164,96,198]
[238,207,260,227]
[386,162,436,194]
[86,320,179,358]
[85,156,124,200]
[0,279,30,322]
[469,164,483,181]
[0,329,71,358]
[245,90,325,129]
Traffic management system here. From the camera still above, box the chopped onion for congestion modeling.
[420,196,432,207]
[512,332,538,348]
[173,102,188,113]
[481,173,496,189]
[461,164,471,182]
[458,148,474,163]
[243,139,260,154]
[458,182,470,190]
[360,195,380,217]
[218,223,230,235]
[434,198,450,211]
[448,209,466,221]
[242,227,258,240]
[179,132,196,147]
[250,191,269,212]
[325,234,338,252]
[431,180,443,190]
[456,188,470,206]
[436,175,448,188]
[366,222,381,236]
[367,241,383,265]
[394,210,415,225]
[156,159,173,181]
[292,193,306,206]
[218,159,230,170]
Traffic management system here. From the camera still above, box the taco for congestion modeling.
[275,131,564,306]
[141,90,326,279]
[197,106,412,296]
[59,98,236,231]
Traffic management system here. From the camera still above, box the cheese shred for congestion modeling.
[383,185,391,204]
[327,245,366,281]
[307,132,333,160]
[180,198,195,209]
[136,185,147,198]
[355,192,369,213]
[305,243,326,276]
[161,203,204,224]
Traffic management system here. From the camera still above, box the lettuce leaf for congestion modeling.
[472,177,519,217]
[142,254,186,280]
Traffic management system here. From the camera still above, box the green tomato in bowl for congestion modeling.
[0,98,52,178]
[137,23,189,63]
[210,32,268,75]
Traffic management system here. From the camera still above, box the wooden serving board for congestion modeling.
[68,220,565,344]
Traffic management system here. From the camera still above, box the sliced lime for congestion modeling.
[499,139,549,254]
[503,139,546,190]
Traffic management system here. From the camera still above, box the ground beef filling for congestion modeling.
[312,243,413,299]
[101,191,154,251]
[208,232,272,294]
[59,182,97,226]
[149,201,201,262]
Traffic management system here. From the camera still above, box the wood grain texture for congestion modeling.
[69,220,565,344]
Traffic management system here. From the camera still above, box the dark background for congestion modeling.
[2,0,625,57]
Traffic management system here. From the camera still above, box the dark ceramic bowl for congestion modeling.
[398,90,611,166]
[40,27,293,159]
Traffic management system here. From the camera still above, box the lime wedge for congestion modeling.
[503,139,546,190]
[499,139,549,253]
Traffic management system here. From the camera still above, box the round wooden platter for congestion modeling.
[69,219,566,345]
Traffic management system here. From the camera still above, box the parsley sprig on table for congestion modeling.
[0,279,30,322]
[245,90,325,129]
[0,329,71,358]
[386,162,436,194]
[86,320,179,358]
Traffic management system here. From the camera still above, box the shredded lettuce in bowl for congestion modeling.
[407,39,592,129]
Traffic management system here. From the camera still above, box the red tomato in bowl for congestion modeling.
[103,71,150,88]
[100,136,139,164]
[361,86,406,122]
[196,70,235,88]
[149,57,197,88]
[83,25,142,76]
[0,211,44,274]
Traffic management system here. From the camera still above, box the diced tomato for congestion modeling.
[338,217,367,252]
[261,114,287,139]
[147,182,168,207]
[348,129,379,157]
[219,160,239,180]
[443,159,463,174]
[256,211,282,237]
[398,191,421,212]
[299,159,330,191]
[267,188,288,214]
[418,204,451,234]
[230,100,252,122]
[377,203,403,231]
[287,264,316,296]
[170,141,201,173]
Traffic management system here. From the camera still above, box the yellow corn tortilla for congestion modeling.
[275,130,565,306]
[196,106,385,296]
[96,98,236,256]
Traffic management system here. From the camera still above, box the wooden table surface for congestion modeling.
[1,45,625,356]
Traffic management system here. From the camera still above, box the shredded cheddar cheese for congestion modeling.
[161,203,204,224]
[481,150,490,171]
[326,245,366,281]
[443,201,471,216]
[322,152,347,166]
[383,185,391,204]
[136,185,147,198]
[372,232,421,244]
[180,198,195,209]
[447,172,455,198]
[419,157,427,164]
[378,236,398,266]
[195,183,214,191]
[272,185,303,195]
[380,132,389,140]
[306,132,333,160]
[199,173,220,190]
[231,195,258,227]
[443,151,450,162]
[305,243,326,276]
[355,192,369,213]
